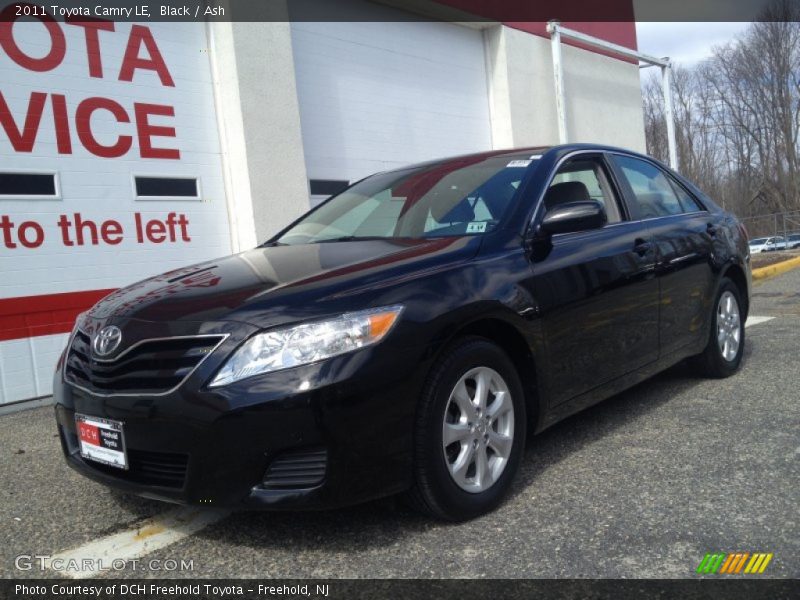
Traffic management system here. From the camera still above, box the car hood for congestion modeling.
[87,237,480,327]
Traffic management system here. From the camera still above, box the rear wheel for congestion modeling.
[406,337,526,521]
[691,278,745,377]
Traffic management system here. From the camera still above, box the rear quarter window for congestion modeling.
[614,155,704,219]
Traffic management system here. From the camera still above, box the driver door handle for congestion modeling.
[633,238,651,256]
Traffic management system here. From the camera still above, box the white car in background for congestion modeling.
[749,236,787,252]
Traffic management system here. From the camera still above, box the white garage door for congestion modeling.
[0,18,231,405]
[290,3,493,203]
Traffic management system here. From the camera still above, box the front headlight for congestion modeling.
[209,305,404,387]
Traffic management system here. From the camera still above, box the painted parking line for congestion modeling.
[48,506,230,579]
[745,316,775,328]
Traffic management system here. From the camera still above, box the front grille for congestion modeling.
[84,448,189,489]
[262,448,328,489]
[65,330,224,394]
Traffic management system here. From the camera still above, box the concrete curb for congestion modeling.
[752,255,800,282]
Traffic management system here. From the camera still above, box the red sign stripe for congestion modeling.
[0,289,116,342]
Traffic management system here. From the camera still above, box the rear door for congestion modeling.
[524,153,659,405]
[609,154,717,356]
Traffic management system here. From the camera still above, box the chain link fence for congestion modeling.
[740,210,800,249]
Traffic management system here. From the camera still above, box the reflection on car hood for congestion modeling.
[87,237,479,326]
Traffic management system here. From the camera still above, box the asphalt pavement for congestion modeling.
[1,268,798,579]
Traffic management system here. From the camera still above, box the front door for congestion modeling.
[524,154,660,405]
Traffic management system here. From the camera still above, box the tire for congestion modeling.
[406,336,526,521]
[690,278,745,378]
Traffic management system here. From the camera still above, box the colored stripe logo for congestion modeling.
[696,552,773,574]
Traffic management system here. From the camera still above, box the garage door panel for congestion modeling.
[291,4,492,189]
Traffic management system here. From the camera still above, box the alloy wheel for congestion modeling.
[717,290,741,362]
[441,367,514,493]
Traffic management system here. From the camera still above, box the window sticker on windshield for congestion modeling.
[506,159,532,168]
[466,222,487,233]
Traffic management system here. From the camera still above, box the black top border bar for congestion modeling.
[0,0,792,23]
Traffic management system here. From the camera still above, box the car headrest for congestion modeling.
[543,181,590,210]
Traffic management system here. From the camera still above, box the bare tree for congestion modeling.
[642,0,800,219]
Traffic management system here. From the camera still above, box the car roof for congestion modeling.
[392,143,656,172]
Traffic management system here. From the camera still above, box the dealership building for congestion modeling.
[0,0,646,407]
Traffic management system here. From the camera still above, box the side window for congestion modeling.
[614,155,691,219]
[545,158,622,223]
[668,178,704,213]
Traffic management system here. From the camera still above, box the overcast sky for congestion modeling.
[635,22,752,67]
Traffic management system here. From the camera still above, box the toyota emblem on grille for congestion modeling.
[93,326,122,357]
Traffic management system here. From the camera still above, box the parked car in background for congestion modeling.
[748,237,769,253]
[54,144,752,521]
[770,236,788,251]
[749,236,787,252]
[787,233,800,249]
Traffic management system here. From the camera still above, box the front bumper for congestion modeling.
[54,335,427,510]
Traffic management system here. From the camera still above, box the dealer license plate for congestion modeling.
[75,414,128,470]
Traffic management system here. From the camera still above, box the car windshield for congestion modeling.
[275,155,531,245]
[749,238,768,245]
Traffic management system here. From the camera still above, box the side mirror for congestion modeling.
[539,200,607,236]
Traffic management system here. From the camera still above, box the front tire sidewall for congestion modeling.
[416,339,526,521]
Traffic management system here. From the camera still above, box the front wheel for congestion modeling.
[406,337,526,521]
[690,278,745,377]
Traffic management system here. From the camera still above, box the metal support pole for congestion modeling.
[661,62,678,170]
[547,20,568,144]
[545,22,679,170]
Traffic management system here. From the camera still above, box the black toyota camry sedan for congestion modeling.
[54,144,751,520]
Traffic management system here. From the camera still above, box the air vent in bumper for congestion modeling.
[126,449,190,488]
[84,449,188,488]
[262,448,328,489]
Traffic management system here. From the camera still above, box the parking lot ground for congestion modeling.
[1,268,798,579]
